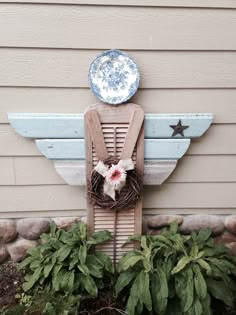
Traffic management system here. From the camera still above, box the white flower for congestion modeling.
[94,159,134,200]
[105,164,127,187]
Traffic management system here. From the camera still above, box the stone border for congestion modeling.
[1,214,236,263]
[0,216,86,263]
[145,214,236,256]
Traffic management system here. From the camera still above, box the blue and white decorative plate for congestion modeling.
[89,50,140,105]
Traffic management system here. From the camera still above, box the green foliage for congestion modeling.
[116,222,236,315]
[18,222,113,314]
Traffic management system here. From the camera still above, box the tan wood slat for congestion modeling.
[1,0,236,8]
[1,49,236,88]
[1,208,236,219]
[1,183,234,212]
[1,4,236,50]
[1,88,235,124]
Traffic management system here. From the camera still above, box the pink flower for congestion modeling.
[105,164,127,187]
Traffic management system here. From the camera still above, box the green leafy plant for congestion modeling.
[18,222,113,313]
[115,222,236,315]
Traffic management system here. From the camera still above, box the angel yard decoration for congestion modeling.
[8,50,213,262]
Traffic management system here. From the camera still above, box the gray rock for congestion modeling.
[150,229,162,236]
[180,215,224,235]
[147,215,183,229]
[225,215,236,234]
[226,242,236,256]
[0,219,17,243]
[53,217,81,230]
[17,218,50,240]
[214,232,236,245]
[7,237,38,262]
[0,246,9,264]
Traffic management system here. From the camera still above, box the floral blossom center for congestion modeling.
[105,164,127,186]
[110,170,121,180]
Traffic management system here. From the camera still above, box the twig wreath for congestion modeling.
[88,156,142,211]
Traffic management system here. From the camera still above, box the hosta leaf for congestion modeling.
[78,244,87,264]
[43,255,57,278]
[182,268,194,312]
[126,295,138,315]
[78,264,89,276]
[139,270,152,311]
[22,266,43,292]
[53,268,66,291]
[67,271,75,293]
[193,265,207,299]
[172,256,191,274]
[95,252,113,273]
[79,274,98,297]
[121,255,144,271]
[117,251,143,272]
[170,221,179,234]
[115,269,137,296]
[57,245,71,262]
[18,256,34,270]
[89,230,112,244]
[152,267,168,314]
[206,278,234,307]
[79,223,87,240]
[197,259,211,275]
[190,297,203,315]
[201,294,212,315]
[196,228,212,244]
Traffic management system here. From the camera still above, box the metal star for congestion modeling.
[170,120,189,137]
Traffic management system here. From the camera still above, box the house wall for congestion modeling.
[0,0,235,219]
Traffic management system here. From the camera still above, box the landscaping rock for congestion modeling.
[7,237,38,262]
[180,215,224,235]
[226,242,236,256]
[225,215,236,234]
[147,215,183,229]
[214,232,236,245]
[150,229,162,236]
[0,219,17,243]
[17,218,50,240]
[53,216,81,230]
[0,246,9,264]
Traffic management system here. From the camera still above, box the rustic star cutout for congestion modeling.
[170,120,189,137]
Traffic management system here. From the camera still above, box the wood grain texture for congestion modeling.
[1,4,236,50]
[1,88,235,124]
[8,113,213,139]
[1,0,236,8]
[35,138,190,160]
[1,49,236,88]
[0,155,234,186]
[0,183,235,212]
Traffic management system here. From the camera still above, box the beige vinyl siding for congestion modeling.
[0,1,235,218]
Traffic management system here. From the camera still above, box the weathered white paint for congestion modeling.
[53,160,177,185]
[36,138,190,160]
[8,113,213,139]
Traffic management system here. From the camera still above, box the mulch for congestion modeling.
[0,261,24,309]
[1,261,236,314]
